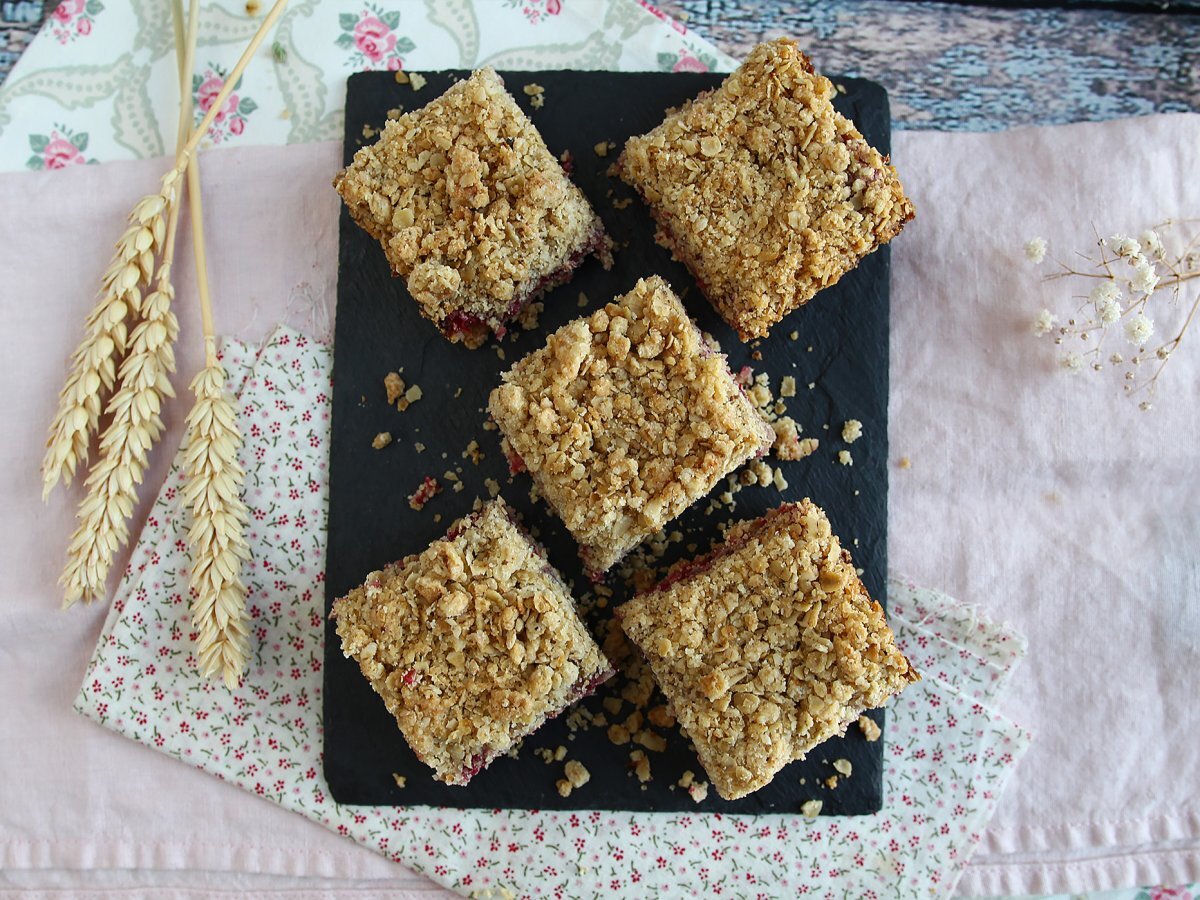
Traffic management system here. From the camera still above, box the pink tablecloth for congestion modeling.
[2,113,1199,896]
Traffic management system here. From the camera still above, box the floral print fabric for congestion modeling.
[77,324,1034,899]
[0,0,740,171]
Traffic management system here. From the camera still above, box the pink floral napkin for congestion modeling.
[76,323,1031,898]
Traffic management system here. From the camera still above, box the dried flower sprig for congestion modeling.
[184,343,251,688]
[1030,220,1200,410]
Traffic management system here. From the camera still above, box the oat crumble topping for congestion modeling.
[334,68,610,348]
[331,500,613,785]
[617,38,915,340]
[489,276,774,575]
[617,500,917,800]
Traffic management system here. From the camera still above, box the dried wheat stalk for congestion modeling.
[47,0,289,609]
[59,207,182,607]
[41,184,176,500]
[184,345,251,688]
[42,0,287,504]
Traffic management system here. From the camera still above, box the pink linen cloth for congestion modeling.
[1,112,1198,895]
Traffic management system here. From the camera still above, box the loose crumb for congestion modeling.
[634,729,668,752]
[898,456,911,470]
[801,799,823,818]
[594,142,609,157]
[824,775,839,789]
[647,705,675,729]
[484,477,501,498]
[392,773,407,788]
[577,291,589,308]
[780,375,797,398]
[857,714,882,742]
[523,82,545,108]
[789,330,799,341]
[837,449,853,466]
[463,440,484,464]
[772,417,816,461]
[556,761,589,797]
[408,72,427,91]
[564,759,589,786]
[842,419,863,443]
[371,431,392,450]
[384,371,405,405]
[687,781,710,803]
[678,770,695,789]
[415,442,426,453]
[394,70,409,84]
[833,758,853,778]
[407,476,441,510]
[629,749,652,783]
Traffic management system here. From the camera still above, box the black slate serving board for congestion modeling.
[325,70,893,815]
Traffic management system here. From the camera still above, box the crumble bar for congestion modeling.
[331,500,614,786]
[334,67,611,349]
[488,275,774,576]
[617,38,915,341]
[617,500,918,800]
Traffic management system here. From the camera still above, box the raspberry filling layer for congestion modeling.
[439,224,610,344]
[452,667,615,786]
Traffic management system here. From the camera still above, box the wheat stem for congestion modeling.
[178,0,251,687]
[185,357,251,688]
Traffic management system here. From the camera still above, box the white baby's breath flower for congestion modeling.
[1032,308,1057,337]
[1140,229,1165,259]
[1131,259,1160,295]
[1098,299,1121,325]
[1090,280,1121,306]
[1090,281,1123,324]
[1024,237,1047,264]
[1125,312,1154,346]
[1060,352,1085,374]
[1108,234,1142,260]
